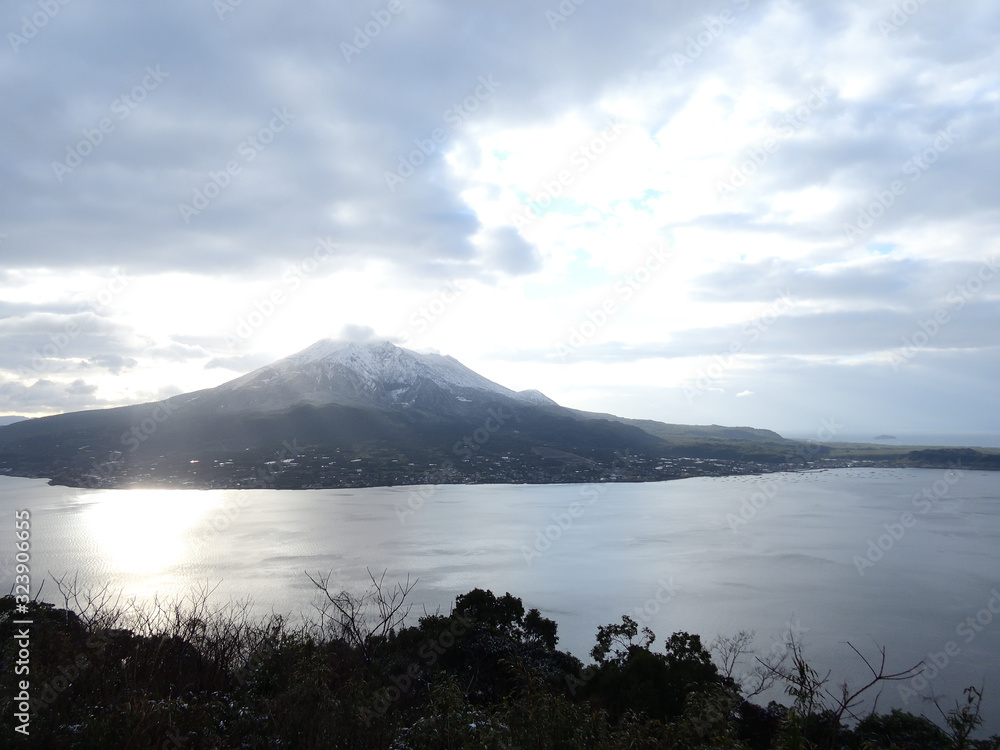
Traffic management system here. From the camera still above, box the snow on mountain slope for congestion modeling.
[515,389,558,406]
[210,339,556,413]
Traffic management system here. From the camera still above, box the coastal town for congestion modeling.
[28,440,995,491]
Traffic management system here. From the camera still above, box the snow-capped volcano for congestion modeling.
[0,336,797,489]
[212,339,556,415]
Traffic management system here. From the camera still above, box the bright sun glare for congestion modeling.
[81,489,224,575]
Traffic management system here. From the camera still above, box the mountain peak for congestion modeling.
[283,338,395,364]
[216,338,554,414]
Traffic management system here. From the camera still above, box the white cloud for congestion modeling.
[0,0,998,436]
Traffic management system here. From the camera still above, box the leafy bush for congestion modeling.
[2,580,998,750]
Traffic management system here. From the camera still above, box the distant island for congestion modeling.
[1,340,998,490]
[874,434,897,440]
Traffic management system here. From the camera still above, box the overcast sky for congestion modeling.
[2,0,998,441]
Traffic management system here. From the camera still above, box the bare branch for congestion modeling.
[306,568,417,662]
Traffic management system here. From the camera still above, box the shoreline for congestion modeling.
[0,452,993,491]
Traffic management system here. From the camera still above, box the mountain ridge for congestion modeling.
[7,338,985,489]
[204,339,559,418]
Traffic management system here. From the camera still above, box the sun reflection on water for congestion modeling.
[81,489,224,575]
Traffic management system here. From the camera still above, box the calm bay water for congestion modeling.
[3,468,999,730]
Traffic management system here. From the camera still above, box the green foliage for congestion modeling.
[853,709,951,749]
[451,588,559,650]
[524,607,559,649]
[454,588,525,634]
[583,622,735,725]
[590,614,655,664]
[1,588,997,750]
[946,686,986,750]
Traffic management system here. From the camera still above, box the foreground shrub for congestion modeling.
[2,580,998,749]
